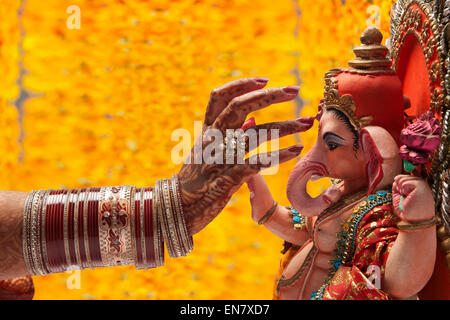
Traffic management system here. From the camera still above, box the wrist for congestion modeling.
[397,216,437,232]
[257,201,278,225]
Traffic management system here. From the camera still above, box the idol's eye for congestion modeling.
[323,132,345,151]
[327,142,339,151]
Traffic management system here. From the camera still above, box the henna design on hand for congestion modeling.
[178,78,314,235]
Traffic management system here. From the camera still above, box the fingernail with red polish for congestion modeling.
[254,77,269,84]
[283,86,300,95]
[242,117,256,130]
[288,146,303,154]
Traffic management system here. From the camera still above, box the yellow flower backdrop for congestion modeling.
[0,0,394,299]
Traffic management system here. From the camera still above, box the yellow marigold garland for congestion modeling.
[0,0,21,190]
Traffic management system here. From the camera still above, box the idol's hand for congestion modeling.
[392,174,435,222]
[178,78,314,235]
[247,173,276,223]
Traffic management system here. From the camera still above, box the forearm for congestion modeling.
[382,227,436,299]
[0,191,29,279]
[0,176,192,280]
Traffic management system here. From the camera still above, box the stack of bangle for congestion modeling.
[154,174,193,258]
[22,176,192,276]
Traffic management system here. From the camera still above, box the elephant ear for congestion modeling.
[360,128,384,195]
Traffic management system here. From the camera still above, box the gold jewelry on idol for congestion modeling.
[397,216,437,231]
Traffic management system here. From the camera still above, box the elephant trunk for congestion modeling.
[286,150,342,217]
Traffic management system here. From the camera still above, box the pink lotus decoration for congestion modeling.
[399,111,441,171]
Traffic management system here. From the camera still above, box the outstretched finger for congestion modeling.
[245,117,314,152]
[240,145,304,174]
[204,78,269,126]
[212,86,300,131]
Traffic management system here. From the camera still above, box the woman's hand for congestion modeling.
[178,77,314,235]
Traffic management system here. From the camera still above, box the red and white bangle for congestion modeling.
[98,186,132,267]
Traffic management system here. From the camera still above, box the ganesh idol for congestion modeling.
[247,27,443,300]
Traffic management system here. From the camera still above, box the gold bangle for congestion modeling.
[160,179,179,257]
[121,185,134,266]
[155,177,193,259]
[170,175,193,255]
[165,179,183,257]
[168,177,185,256]
[397,216,437,231]
[139,188,148,268]
[22,190,38,275]
[159,179,180,257]
[36,189,51,275]
[257,201,278,225]
[154,181,167,256]
[30,190,44,275]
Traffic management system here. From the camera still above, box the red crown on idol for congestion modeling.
[322,27,405,146]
